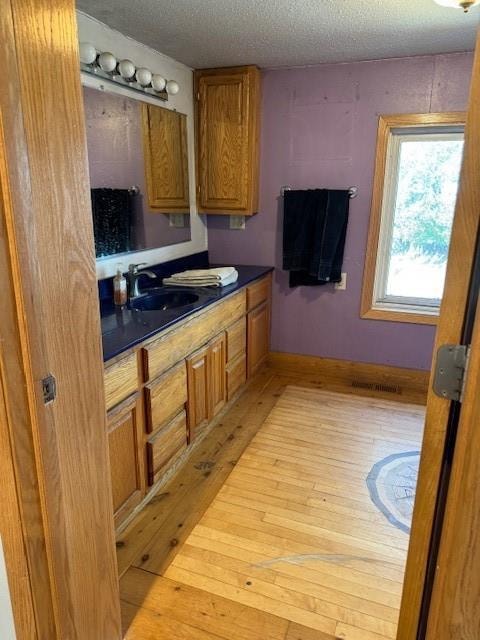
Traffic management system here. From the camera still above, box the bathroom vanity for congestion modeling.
[101,267,272,529]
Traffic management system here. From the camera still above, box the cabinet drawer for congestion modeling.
[145,362,187,434]
[227,354,247,401]
[104,352,138,411]
[226,317,246,363]
[146,410,188,486]
[143,290,246,381]
[246,275,271,311]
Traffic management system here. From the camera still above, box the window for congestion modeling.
[361,113,465,325]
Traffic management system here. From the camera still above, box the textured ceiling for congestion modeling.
[76,0,479,69]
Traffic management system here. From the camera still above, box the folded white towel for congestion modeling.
[167,267,236,282]
[163,269,238,288]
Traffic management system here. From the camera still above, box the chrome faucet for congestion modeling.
[128,263,157,300]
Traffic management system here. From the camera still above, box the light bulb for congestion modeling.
[151,74,166,92]
[118,59,136,80]
[135,67,152,86]
[98,52,117,73]
[166,80,179,95]
[79,42,97,65]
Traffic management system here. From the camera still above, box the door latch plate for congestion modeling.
[42,374,57,404]
[433,344,469,402]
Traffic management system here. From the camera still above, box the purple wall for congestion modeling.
[207,53,473,370]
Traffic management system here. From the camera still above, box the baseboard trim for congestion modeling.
[267,351,430,404]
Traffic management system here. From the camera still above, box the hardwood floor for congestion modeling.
[118,368,425,640]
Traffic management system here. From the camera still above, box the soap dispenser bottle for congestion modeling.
[113,265,127,306]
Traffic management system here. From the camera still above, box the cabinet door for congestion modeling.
[247,301,270,378]
[107,394,145,528]
[196,66,260,215]
[186,346,209,442]
[142,104,190,212]
[208,333,226,419]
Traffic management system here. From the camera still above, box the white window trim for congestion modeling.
[371,126,464,317]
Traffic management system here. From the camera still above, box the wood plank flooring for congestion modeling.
[119,372,425,640]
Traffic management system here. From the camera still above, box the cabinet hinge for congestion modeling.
[433,344,470,402]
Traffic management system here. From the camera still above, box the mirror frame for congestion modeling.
[81,71,207,280]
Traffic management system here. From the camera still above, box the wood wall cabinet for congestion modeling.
[195,65,261,215]
[107,394,145,529]
[142,104,190,212]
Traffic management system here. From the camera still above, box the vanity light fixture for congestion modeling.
[79,42,180,103]
[135,67,152,87]
[118,59,136,80]
[433,0,480,11]
[166,80,180,95]
[97,51,117,73]
[79,42,97,65]
[151,74,167,92]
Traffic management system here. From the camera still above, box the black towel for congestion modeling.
[283,189,350,287]
[91,188,133,258]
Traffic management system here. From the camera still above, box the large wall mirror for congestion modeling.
[83,85,192,261]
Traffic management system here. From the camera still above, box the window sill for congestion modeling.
[361,307,439,326]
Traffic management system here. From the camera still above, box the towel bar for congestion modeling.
[280,185,358,199]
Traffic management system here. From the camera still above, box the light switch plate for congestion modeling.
[335,273,347,290]
[230,215,246,230]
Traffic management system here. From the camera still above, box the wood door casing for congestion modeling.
[196,66,261,215]
[208,333,227,419]
[107,394,145,528]
[142,104,190,212]
[186,346,209,442]
[247,301,270,378]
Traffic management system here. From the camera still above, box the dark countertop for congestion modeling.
[101,264,273,362]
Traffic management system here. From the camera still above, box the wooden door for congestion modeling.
[107,394,145,528]
[424,296,480,638]
[196,66,260,215]
[142,104,190,212]
[247,301,270,377]
[0,1,122,638]
[208,333,226,419]
[397,31,480,639]
[186,346,209,442]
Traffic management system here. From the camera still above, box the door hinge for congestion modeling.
[433,344,470,402]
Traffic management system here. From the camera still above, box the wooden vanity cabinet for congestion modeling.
[247,301,270,377]
[247,274,272,378]
[208,333,227,420]
[142,104,190,212]
[186,332,227,443]
[195,65,261,215]
[104,276,271,530]
[186,344,210,441]
[106,393,145,529]
[146,410,187,486]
